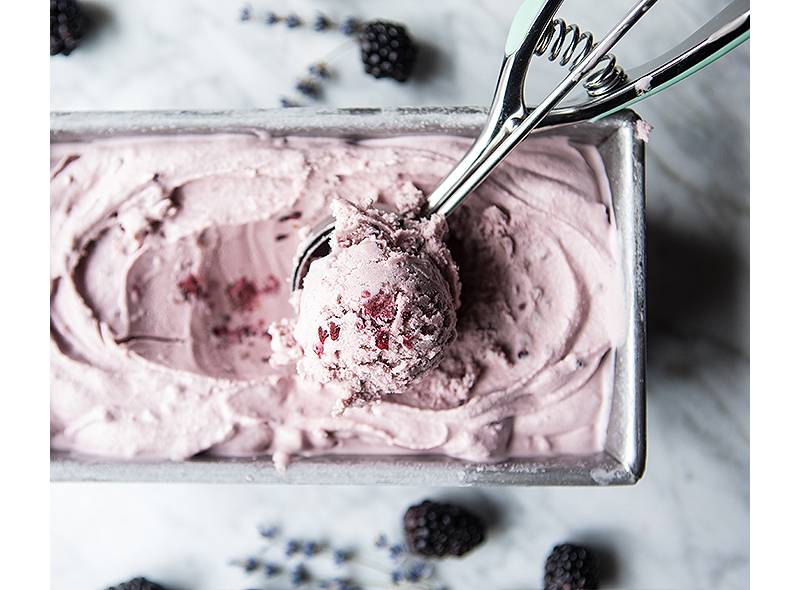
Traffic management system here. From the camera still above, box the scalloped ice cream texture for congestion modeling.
[50,132,625,464]
[287,199,461,410]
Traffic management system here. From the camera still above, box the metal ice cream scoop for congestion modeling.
[291,0,749,290]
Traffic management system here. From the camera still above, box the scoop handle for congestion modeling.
[590,1,750,121]
[426,0,659,219]
[425,0,564,218]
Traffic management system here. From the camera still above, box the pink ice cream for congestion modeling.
[50,132,625,464]
[290,199,460,409]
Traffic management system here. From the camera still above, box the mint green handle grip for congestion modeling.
[594,29,750,121]
[505,0,547,55]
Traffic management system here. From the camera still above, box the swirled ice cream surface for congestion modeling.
[50,133,625,464]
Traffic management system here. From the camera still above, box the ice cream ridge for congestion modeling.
[50,133,625,466]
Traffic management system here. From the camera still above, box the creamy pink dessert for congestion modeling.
[50,133,625,464]
[287,199,460,410]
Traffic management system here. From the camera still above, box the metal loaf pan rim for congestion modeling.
[50,106,646,486]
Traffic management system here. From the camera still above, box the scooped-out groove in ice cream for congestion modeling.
[50,133,625,465]
[284,199,461,410]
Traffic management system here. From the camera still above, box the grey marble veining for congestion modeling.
[50,1,749,588]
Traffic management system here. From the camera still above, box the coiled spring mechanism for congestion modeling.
[535,19,628,97]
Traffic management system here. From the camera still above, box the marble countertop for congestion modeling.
[50,0,749,588]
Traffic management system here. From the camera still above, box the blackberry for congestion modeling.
[51,0,87,56]
[106,577,167,590]
[359,21,417,82]
[543,543,599,590]
[403,500,485,558]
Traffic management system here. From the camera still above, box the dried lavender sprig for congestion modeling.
[279,39,353,107]
[233,527,441,590]
[238,6,360,33]
[285,14,302,28]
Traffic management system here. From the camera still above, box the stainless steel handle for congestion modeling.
[426,0,659,218]
[425,0,565,217]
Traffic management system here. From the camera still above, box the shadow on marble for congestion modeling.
[80,1,115,46]
[413,39,450,85]
[646,219,745,361]
[573,529,623,587]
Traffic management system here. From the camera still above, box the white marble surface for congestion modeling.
[50,1,749,588]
